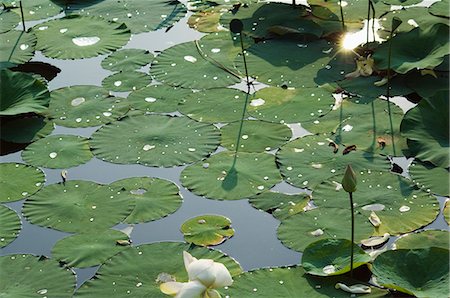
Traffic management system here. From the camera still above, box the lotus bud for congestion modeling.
[342,165,357,193]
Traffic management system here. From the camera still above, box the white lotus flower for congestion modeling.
[160,251,233,298]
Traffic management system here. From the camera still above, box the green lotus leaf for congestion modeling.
[312,171,440,236]
[404,69,449,99]
[0,115,54,143]
[52,229,130,268]
[47,85,128,128]
[0,69,50,116]
[179,88,248,123]
[221,120,292,152]
[2,0,63,21]
[67,0,187,34]
[0,163,45,203]
[23,180,134,233]
[181,151,282,200]
[444,200,450,225]
[0,8,20,33]
[188,5,225,33]
[150,41,241,89]
[395,230,449,250]
[429,0,449,18]
[302,238,371,276]
[409,161,449,197]
[249,191,310,220]
[90,114,220,167]
[102,71,151,92]
[33,15,131,59]
[0,205,21,248]
[276,134,390,189]
[127,84,194,114]
[101,49,153,72]
[109,177,182,224]
[372,248,449,297]
[382,0,421,5]
[373,23,450,74]
[181,214,234,246]
[401,90,449,168]
[0,254,75,297]
[74,242,242,297]
[21,134,93,169]
[277,207,374,252]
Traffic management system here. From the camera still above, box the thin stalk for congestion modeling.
[239,33,250,87]
[19,1,26,31]
[366,0,371,46]
[370,1,376,43]
[339,0,345,32]
[386,29,396,156]
[349,192,355,278]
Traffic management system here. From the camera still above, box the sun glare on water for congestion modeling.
[342,19,384,50]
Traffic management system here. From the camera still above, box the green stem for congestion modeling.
[19,1,26,31]
[339,0,345,32]
[366,0,371,46]
[349,192,354,278]
[386,29,396,156]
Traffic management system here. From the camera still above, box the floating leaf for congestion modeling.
[249,191,310,220]
[74,242,242,297]
[409,161,449,197]
[372,248,450,297]
[0,30,36,64]
[0,254,75,297]
[33,15,131,59]
[444,200,450,225]
[0,115,54,143]
[0,8,20,33]
[90,115,220,167]
[0,205,21,248]
[109,177,182,224]
[101,49,153,72]
[52,229,131,268]
[22,134,93,169]
[395,230,449,250]
[220,120,292,152]
[188,5,225,33]
[0,163,45,203]
[382,0,421,4]
[429,0,449,18]
[102,71,151,92]
[23,180,134,233]
[181,151,282,200]
[47,85,128,128]
[181,214,234,246]
[2,0,63,21]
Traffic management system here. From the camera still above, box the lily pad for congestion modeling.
[179,88,248,123]
[52,229,131,268]
[2,0,63,21]
[0,115,54,143]
[409,161,449,197]
[127,84,194,114]
[249,191,311,220]
[74,242,242,297]
[277,207,373,252]
[444,200,450,225]
[372,248,449,297]
[312,171,440,236]
[221,120,292,152]
[276,134,391,189]
[22,134,93,169]
[181,151,282,200]
[181,214,234,246]
[33,15,131,59]
[248,86,335,124]
[0,205,21,248]
[102,71,151,92]
[188,5,225,33]
[395,230,449,250]
[0,8,20,33]
[23,180,134,233]
[0,163,45,203]
[109,177,182,224]
[0,30,36,64]
[302,238,371,276]
[150,41,240,89]
[0,254,75,297]
[47,85,128,128]
[382,0,422,5]
[101,49,153,72]
[400,90,449,168]
[90,114,220,167]
[0,69,50,116]
[429,0,449,18]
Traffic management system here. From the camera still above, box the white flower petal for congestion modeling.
[205,289,221,298]
[175,280,207,298]
[211,262,233,288]
[188,259,215,287]
[183,251,197,272]
[160,281,184,296]
[335,283,371,294]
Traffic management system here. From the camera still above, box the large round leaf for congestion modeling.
[277,207,373,252]
[23,180,134,233]
[372,248,449,297]
[0,115,54,143]
[249,191,310,220]
[220,120,292,152]
[52,229,130,268]
[0,9,20,33]
[401,90,449,168]
[302,238,371,276]
[394,230,449,250]
[90,115,220,167]
[74,242,242,297]
[109,177,182,224]
[101,71,151,92]
[409,161,449,197]
[21,134,93,169]
[0,163,45,203]
[0,254,75,297]
[181,151,282,200]
[3,0,63,21]
[429,0,449,18]
[47,85,128,128]
[0,69,50,116]
[101,49,153,72]
[0,205,21,248]
[33,15,131,59]
[444,200,450,225]
[0,30,36,64]
[276,134,390,189]
[150,41,241,89]
[181,214,234,246]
